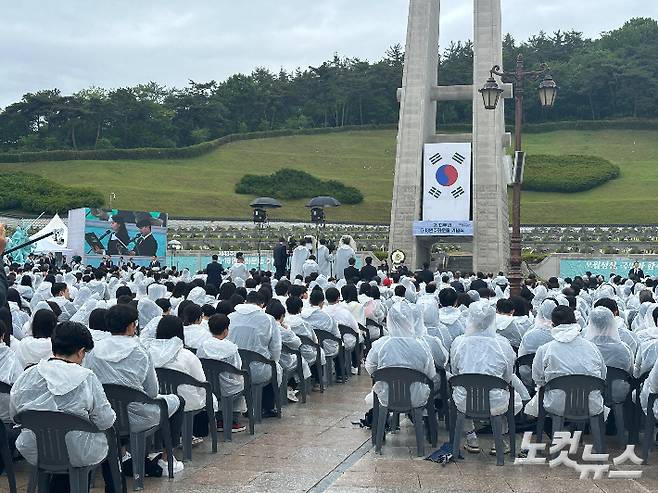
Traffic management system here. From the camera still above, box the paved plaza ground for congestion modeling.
[1,374,657,493]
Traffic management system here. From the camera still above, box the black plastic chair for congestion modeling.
[14,410,123,493]
[238,349,282,422]
[280,344,308,404]
[536,374,606,454]
[0,382,16,493]
[298,335,324,392]
[632,371,650,444]
[371,367,437,457]
[433,366,450,433]
[642,391,658,463]
[199,358,254,439]
[449,373,516,466]
[102,384,174,490]
[338,324,362,377]
[604,366,633,448]
[314,329,345,384]
[155,368,217,461]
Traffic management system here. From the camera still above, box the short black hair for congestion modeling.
[309,289,325,306]
[394,285,406,297]
[286,296,303,315]
[593,297,619,315]
[106,304,138,335]
[51,282,67,297]
[115,286,134,299]
[246,291,263,305]
[325,287,340,303]
[215,300,234,316]
[89,308,109,332]
[32,309,58,338]
[348,257,356,266]
[425,282,437,294]
[208,314,230,336]
[183,303,203,325]
[289,285,306,298]
[438,288,458,308]
[265,300,286,321]
[509,296,529,317]
[341,284,358,303]
[496,298,514,314]
[201,304,216,317]
[275,280,290,296]
[155,298,171,313]
[156,315,185,343]
[52,321,94,356]
[551,305,577,326]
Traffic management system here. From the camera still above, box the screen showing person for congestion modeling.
[133,218,158,257]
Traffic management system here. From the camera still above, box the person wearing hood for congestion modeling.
[593,298,638,354]
[438,288,467,341]
[494,298,524,349]
[450,301,521,455]
[228,253,249,283]
[302,255,320,280]
[48,282,77,322]
[583,306,633,403]
[197,314,247,433]
[144,315,218,441]
[182,303,212,350]
[365,301,435,410]
[14,309,56,369]
[88,308,112,343]
[228,290,282,418]
[301,289,343,380]
[83,304,185,474]
[385,284,409,310]
[10,321,118,492]
[634,306,658,379]
[324,287,360,375]
[148,282,168,302]
[510,296,533,338]
[364,287,388,340]
[290,240,311,281]
[411,303,448,391]
[527,306,606,421]
[138,298,163,333]
[6,288,29,340]
[334,237,355,281]
[0,319,23,424]
[316,239,333,278]
[285,296,325,388]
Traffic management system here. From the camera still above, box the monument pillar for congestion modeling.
[388,0,440,268]
[472,0,510,272]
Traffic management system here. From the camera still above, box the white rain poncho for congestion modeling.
[278,322,311,379]
[138,299,163,330]
[30,282,52,311]
[197,337,247,412]
[140,316,164,342]
[10,360,115,467]
[286,314,325,366]
[8,302,29,340]
[83,336,180,432]
[301,305,341,357]
[365,302,435,408]
[302,259,319,279]
[412,306,448,390]
[322,303,357,350]
[48,296,77,322]
[439,306,466,341]
[14,335,53,369]
[640,355,658,417]
[227,304,282,385]
[583,307,632,402]
[73,287,94,310]
[228,262,249,283]
[0,343,24,422]
[289,245,310,280]
[69,297,100,327]
[148,283,168,301]
[400,277,418,303]
[144,337,217,412]
[531,285,548,312]
[450,301,521,416]
[633,325,658,378]
[527,322,606,417]
[317,244,332,278]
[519,299,557,355]
[495,314,524,349]
[614,316,639,354]
[184,323,212,349]
[632,302,654,332]
[333,244,355,281]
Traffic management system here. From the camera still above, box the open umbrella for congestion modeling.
[249,197,282,209]
[306,196,341,208]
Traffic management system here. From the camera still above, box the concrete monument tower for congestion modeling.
[388,0,511,272]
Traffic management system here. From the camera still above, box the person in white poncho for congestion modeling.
[14,309,56,369]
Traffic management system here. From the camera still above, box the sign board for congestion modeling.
[559,258,658,279]
[413,221,473,236]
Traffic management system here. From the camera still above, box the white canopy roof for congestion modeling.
[30,214,72,254]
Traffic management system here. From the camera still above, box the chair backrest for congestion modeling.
[281,345,301,357]
[238,349,276,379]
[449,373,513,419]
[338,324,359,340]
[314,329,343,346]
[0,382,11,395]
[542,374,606,420]
[199,358,249,399]
[372,367,433,412]
[155,367,211,404]
[515,353,535,374]
[298,335,320,349]
[604,366,632,404]
[14,410,100,471]
[365,320,383,339]
[102,383,165,436]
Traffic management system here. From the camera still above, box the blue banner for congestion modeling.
[413,221,473,236]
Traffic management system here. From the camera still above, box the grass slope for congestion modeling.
[1,128,657,224]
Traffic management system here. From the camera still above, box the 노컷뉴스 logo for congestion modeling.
[514,431,643,479]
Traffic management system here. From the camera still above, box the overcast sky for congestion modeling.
[1,0,656,108]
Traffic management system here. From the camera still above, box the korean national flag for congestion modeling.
[422,143,472,221]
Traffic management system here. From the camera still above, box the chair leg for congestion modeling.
[642,411,653,464]
[491,415,505,466]
[253,385,263,424]
[36,470,49,493]
[69,467,90,493]
[508,411,517,459]
[130,432,146,490]
[27,467,38,493]
[426,401,438,447]
[590,414,605,455]
[614,403,626,449]
[182,412,194,461]
[300,377,308,404]
[274,378,283,419]
[0,429,17,493]
[375,406,389,454]
[412,408,425,457]
[372,393,379,445]
[451,412,465,461]
[207,406,218,454]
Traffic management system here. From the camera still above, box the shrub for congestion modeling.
[235,168,364,204]
[523,154,619,193]
[0,172,103,214]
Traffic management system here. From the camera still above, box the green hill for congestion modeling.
[1,128,657,224]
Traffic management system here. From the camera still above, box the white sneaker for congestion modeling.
[158,457,184,475]
[351,366,359,375]
[287,389,299,402]
[464,431,480,453]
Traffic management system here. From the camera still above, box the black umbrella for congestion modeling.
[249,197,282,209]
[306,196,341,208]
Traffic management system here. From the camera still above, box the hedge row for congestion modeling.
[235,168,364,204]
[0,172,104,213]
[523,154,620,193]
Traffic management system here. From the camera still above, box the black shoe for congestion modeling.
[262,409,279,418]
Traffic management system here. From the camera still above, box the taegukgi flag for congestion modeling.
[422,143,472,221]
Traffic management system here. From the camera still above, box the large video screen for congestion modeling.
[81,208,167,265]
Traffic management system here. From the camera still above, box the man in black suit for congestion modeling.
[360,256,378,282]
[343,257,360,283]
[273,238,288,279]
[148,256,161,269]
[206,254,225,288]
[628,261,645,280]
[134,218,158,257]
[415,262,434,285]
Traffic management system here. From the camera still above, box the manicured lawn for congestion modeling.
[2,128,657,224]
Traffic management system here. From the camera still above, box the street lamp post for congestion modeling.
[479,54,557,296]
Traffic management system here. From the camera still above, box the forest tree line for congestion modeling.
[0,17,656,153]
